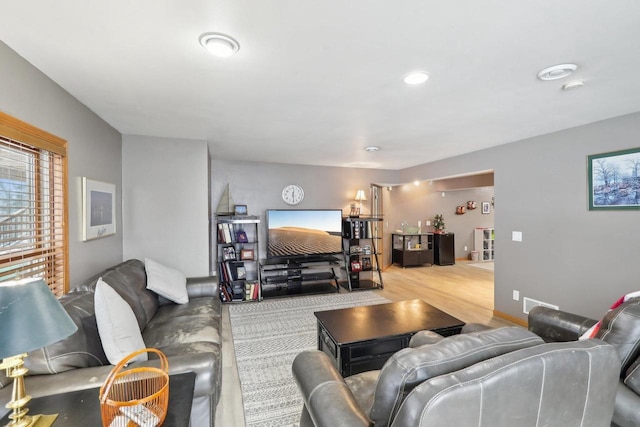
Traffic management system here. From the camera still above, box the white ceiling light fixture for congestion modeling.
[537,63,577,81]
[199,32,240,57]
[403,71,429,85]
[365,146,380,152]
[562,80,585,91]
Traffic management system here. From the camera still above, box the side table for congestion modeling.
[0,372,195,426]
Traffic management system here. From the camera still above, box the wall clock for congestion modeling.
[282,184,304,205]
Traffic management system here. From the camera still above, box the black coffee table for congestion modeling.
[0,372,195,426]
[315,299,464,376]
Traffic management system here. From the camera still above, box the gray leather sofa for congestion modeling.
[0,259,221,427]
[528,298,640,427]
[293,327,620,427]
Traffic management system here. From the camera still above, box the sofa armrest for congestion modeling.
[186,276,218,298]
[292,351,372,427]
[528,306,597,342]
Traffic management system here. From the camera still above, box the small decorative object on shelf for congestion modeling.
[236,230,248,242]
[240,249,254,260]
[234,204,248,215]
[433,214,445,233]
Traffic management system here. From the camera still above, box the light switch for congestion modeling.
[512,231,523,242]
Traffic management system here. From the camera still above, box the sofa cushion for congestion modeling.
[143,298,222,349]
[95,279,148,365]
[145,258,189,304]
[75,259,158,330]
[25,291,108,375]
[595,297,640,374]
[369,327,544,427]
[624,356,640,395]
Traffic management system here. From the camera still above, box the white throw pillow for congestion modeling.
[144,258,189,304]
[95,278,148,365]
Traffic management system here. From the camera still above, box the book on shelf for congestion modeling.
[219,223,235,244]
[243,282,259,301]
[219,261,246,282]
[361,257,372,271]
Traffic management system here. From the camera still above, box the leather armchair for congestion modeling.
[293,327,620,427]
[528,298,640,427]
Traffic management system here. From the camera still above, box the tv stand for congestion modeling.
[260,256,340,298]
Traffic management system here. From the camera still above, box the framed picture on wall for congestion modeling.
[481,201,491,214]
[82,178,116,241]
[588,147,640,210]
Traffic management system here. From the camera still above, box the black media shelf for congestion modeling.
[260,256,340,299]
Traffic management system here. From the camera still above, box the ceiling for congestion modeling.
[2,1,640,170]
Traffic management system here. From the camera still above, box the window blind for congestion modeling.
[0,113,68,296]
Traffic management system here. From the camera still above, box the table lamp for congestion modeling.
[0,278,78,427]
[354,189,367,215]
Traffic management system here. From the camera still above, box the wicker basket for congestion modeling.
[99,348,169,427]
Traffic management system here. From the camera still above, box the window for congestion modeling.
[0,112,68,296]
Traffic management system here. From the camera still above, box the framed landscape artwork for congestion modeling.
[588,147,640,210]
[82,178,116,240]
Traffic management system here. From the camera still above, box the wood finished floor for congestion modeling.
[215,260,514,426]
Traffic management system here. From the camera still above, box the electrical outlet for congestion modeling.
[426,220,431,226]
[513,290,520,301]
[464,246,468,251]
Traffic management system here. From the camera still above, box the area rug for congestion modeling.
[229,292,390,427]
[469,261,494,271]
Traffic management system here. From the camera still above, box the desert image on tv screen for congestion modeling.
[267,210,342,258]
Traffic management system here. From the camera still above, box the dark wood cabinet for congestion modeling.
[392,233,434,267]
[434,233,455,265]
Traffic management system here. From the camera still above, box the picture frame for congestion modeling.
[82,177,116,241]
[240,249,255,260]
[350,261,362,272]
[236,230,249,243]
[588,147,640,210]
[236,266,246,280]
[234,204,248,215]
[481,201,491,214]
[222,246,237,261]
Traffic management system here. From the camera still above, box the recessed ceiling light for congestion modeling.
[537,64,577,81]
[562,80,585,91]
[365,146,380,152]
[199,32,240,57]
[403,71,429,85]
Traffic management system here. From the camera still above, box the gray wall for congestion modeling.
[211,159,397,272]
[123,135,210,276]
[400,112,640,320]
[0,42,123,286]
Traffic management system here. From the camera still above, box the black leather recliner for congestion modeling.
[528,297,640,427]
[293,327,620,427]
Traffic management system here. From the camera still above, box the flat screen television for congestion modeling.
[266,209,343,260]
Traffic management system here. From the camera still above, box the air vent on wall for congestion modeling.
[523,297,559,314]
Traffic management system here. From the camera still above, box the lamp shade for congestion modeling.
[0,278,77,359]
[354,190,367,201]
